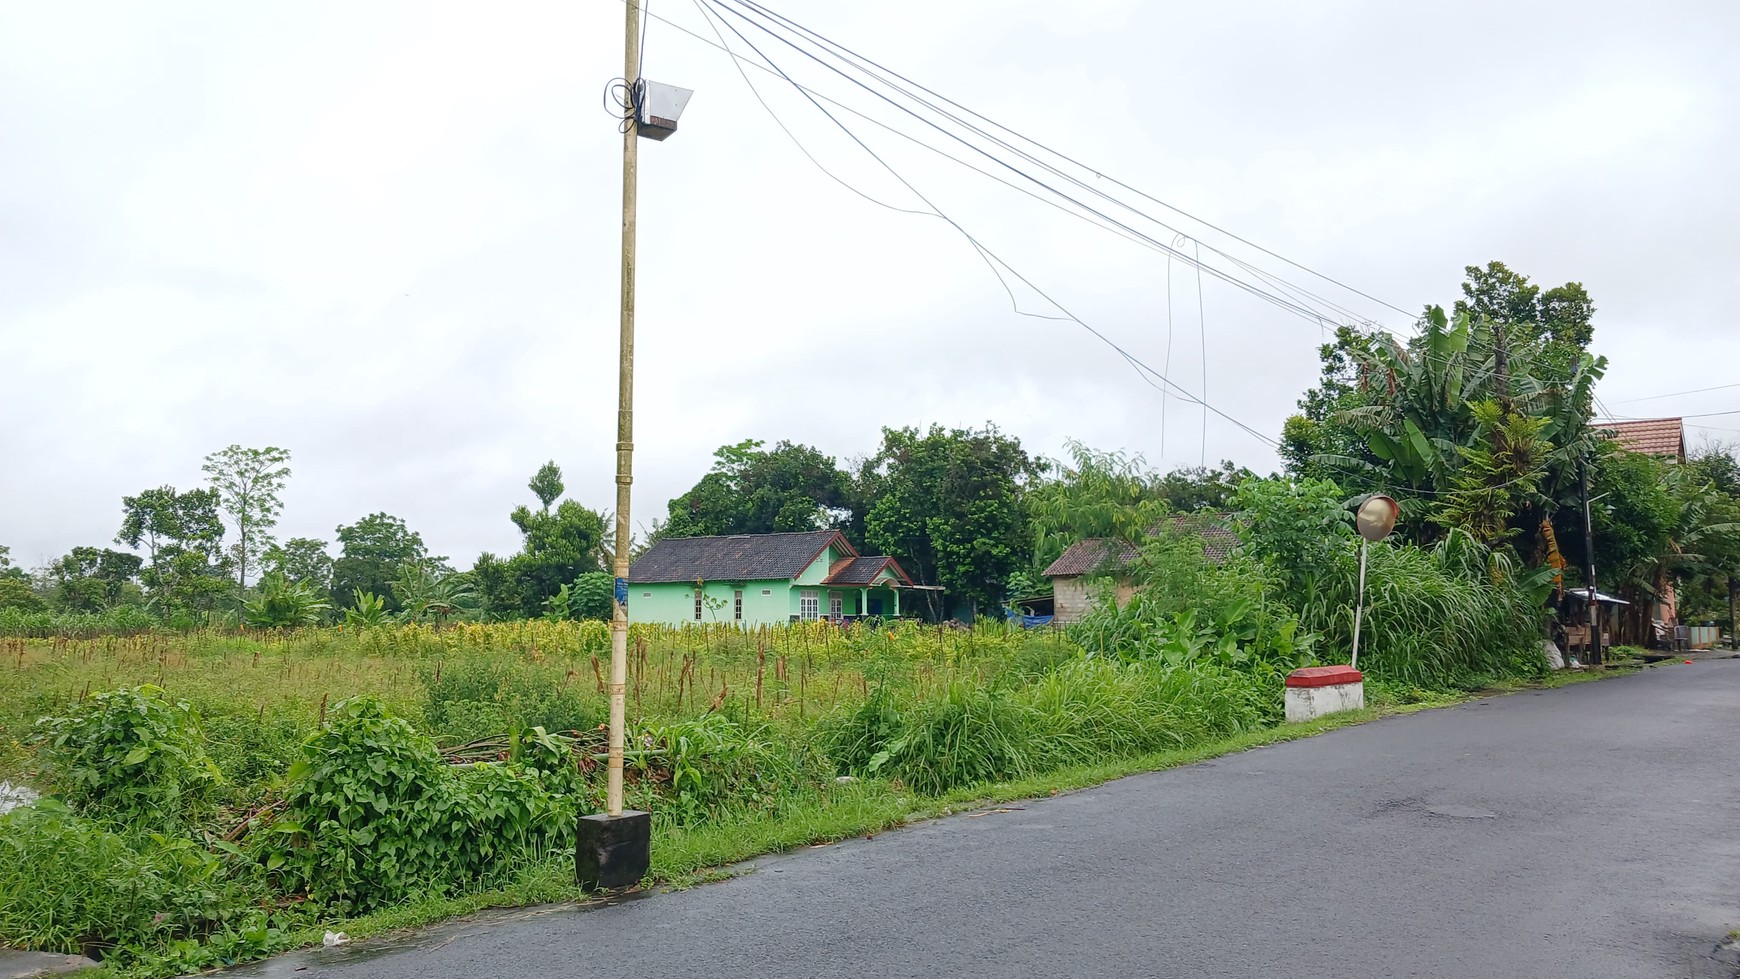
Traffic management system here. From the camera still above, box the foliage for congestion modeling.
[474,464,606,619]
[262,538,334,598]
[1232,476,1353,603]
[262,697,572,912]
[332,513,436,614]
[242,573,331,629]
[569,571,614,621]
[1027,440,1168,574]
[860,423,1040,614]
[343,590,391,627]
[664,439,853,539]
[0,576,44,612]
[47,546,144,613]
[33,686,220,826]
[527,460,565,513]
[202,445,292,590]
[654,714,815,825]
[0,605,158,638]
[390,564,477,623]
[422,654,603,744]
[116,486,230,621]
[1431,399,1552,546]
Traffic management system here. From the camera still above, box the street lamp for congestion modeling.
[576,0,692,891]
[1348,495,1398,671]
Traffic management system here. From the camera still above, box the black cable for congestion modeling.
[694,0,1277,447]
[729,0,1413,322]
[1610,381,1740,405]
[705,0,1368,332]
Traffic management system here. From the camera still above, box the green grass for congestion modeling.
[0,621,1582,976]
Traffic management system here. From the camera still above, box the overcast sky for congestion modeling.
[3,0,1736,570]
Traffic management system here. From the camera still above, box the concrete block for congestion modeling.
[576,811,651,890]
[1284,666,1364,723]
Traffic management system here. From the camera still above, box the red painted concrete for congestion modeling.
[1285,665,1364,688]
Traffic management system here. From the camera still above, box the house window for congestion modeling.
[734,589,743,621]
[830,592,843,620]
[761,589,772,596]
[694,588,703,621]
[642,592,651,598]
[799,590,819,620]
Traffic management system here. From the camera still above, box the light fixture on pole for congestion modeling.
[1348,495,1398,671]
[577,0,692,891]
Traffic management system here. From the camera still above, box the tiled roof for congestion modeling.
[1042,513,1240,578]
[823,556,914,586]
[1043,538,1142,577]
[629,531,852,584]
[1602,418,1686,459]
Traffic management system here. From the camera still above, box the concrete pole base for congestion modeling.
[577,810,651,890]
[1284,666,1365,723]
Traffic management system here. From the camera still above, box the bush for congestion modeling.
[0,802,252,961]
[652,714,817,826]
[33,686,221,828]
[263,697,579,912]
[422,655,603,745]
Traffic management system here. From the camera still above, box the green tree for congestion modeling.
[473,464,607,619]
[263,538,334,598]
[859,424,1039,614]
[664,439,853,538]
[1027,440,1167,573]
[0,577,43,611]
[47,547,144,612]
[390,564,477,623]
[116,486,229,618]
[243,572,331,628]
[333,513,436,614]
[202,445,292,589]
[0,543,23,581]
[528,461,564,513]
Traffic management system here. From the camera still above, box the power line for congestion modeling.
[690,0,1277,448]
[1610,381,1740,405]
[728,0,1414,322]
[705,0,1388,332]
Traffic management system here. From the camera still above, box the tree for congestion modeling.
[528,461,564,513]
[0,577,43,612]
[242,573,331,628]
[202,445,292,589]
[0,544,23,581]
[664,439,853,538]
[390,564,478,623]
[47,547,143,612]
[1157,460,1255,512]
[116,486,229,618]
[859,424,1040,614]
[470,464,608,620]
[333,513,435,614]
[1027,440,1167,574]
[263,538,334,598]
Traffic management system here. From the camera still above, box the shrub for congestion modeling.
[0,801,249,961]
[33,686,220,827]
[651,714,815,826]
[422,655,602,744]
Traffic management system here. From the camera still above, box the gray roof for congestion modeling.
[823,556,914,586]
[1042,514,1240,578]
[628,531,850,584]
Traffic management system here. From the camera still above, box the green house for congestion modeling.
[626,531,913,627]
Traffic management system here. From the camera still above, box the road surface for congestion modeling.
[243,660,1740,979]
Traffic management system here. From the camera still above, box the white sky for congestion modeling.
[3,0,1736,569]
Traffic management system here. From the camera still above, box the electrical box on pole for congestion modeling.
[636,81,693,141]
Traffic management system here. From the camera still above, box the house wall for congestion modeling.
[1051,575,1136,625]
[629,580,792,627]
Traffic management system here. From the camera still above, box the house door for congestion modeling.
[867,597,883,616]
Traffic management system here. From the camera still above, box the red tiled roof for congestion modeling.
[1602,418,1685,459]
[822,556,914,586]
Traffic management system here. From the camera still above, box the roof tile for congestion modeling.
[1602,418,1685,459]
[629,531,851,583]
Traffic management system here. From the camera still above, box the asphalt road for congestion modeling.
[250,661,1740,979]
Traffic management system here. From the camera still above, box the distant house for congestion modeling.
[1041,515,1240,625]
[1602,417,1686,462]
[627,530,912,627]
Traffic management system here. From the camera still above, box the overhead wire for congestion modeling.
[727,0,1413,323]
[689,0,1277,446]
[1610,381,1740,405]
[705,0,1383,333]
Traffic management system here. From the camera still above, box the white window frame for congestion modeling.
[734,589,743,621]
[694,587,703,621]
[799,590,819,620]
[829,592,843,621]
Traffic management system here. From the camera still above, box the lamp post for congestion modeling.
[576,0,692,891]
[1349,495,1398,671]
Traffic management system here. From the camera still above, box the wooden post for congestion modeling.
[1579,462,1599,666]
[606,0,641,819]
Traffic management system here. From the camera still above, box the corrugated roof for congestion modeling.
[1042,513,1240,578]
[822,556,914,586]
[629,531,851,584]
[1602,418,1685,459]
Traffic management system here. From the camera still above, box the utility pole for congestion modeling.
[576,0,652,890]
[1579,461,1599,667]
